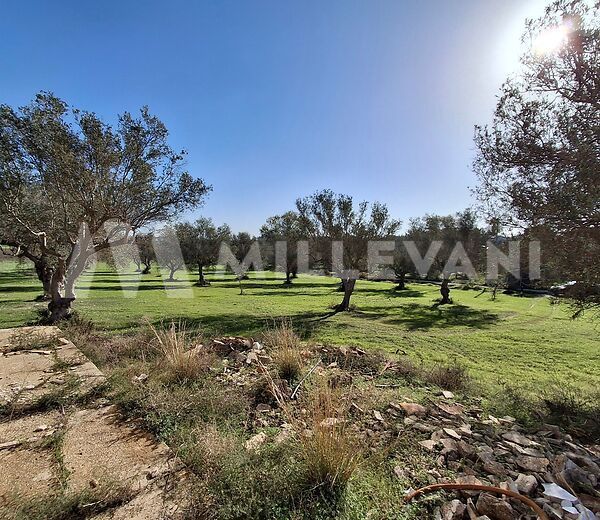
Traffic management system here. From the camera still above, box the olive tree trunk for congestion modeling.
[337,278,356,311]
[440,279,451,304]
[197,264,210,286]
[394,272,406,291]
[47,260,74,322]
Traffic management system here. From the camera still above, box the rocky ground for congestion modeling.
[211,337,600,520]
[0,326,192,519]
[1,327,598,519]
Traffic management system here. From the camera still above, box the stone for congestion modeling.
[457,440,476,459]
[475,493,514,520]
[0,440,21,450]
[256,403,272,413]
[442,391,455,399]
[398,402,427,416]
[440,499,466,519]
[62,406,176,493]
[443,428,461,440]
[437,403,465,416]
[320,417,343,428]
[419,440,437,451]
[542,482,578,502]
[501,431,538,447]
[515,473,537,495]
[579,493,600,513]
[482,460,507,477]
[440,438,459,456]
[393,465,406,479]
[245,432,267,452]
[0,448,56,501]
[516,455,550,473]
[373,410,385,422]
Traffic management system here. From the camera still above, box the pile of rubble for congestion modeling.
[380,397,599,519]
[203,337,600,520]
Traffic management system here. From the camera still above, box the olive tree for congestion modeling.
[177,218,231,285]
[296,190,400,311]
[260,211,303,285]
[474,0,600,311]
[0,93,210,321]
[136,233,155,274]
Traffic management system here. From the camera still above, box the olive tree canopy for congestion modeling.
[296,190,400,311]
[0,92,210,321]
[474,0,599,311]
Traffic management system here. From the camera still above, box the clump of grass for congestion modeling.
[149,321,214,384]
[541,384,600,441]
[6,331,59,353]
[1,480,132,520]
[425,361,471,391]
[300,381,360,496]
[262,319,303,381]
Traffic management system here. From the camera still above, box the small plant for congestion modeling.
[149,321,212,384]
[262,319,303,381]
[300,381,360,496]
[425,361,471,391]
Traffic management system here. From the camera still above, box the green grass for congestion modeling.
[1,260,598,398]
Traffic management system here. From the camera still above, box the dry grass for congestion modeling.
[300,381,361,495]
[6,330,59,353]
[262,319,303,381]
[149,321,214,384]
[425,361,471,391]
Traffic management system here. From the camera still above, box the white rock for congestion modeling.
[245,432,267,452]
[542,482,578,502]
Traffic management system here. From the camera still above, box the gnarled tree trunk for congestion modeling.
[337,278,356,311]
[394,271,406,291]
[47,260,74,322]
[440,279,451,304]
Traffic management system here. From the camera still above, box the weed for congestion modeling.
[5,330,59,353]
[149,321,214,384]
[300,382,360,497]
[262,319,303,381]
[425,361,471,391]
[1,480,132,520]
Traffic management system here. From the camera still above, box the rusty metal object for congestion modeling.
[404,482,550,520]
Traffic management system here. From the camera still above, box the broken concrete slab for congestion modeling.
[62,406,178,494]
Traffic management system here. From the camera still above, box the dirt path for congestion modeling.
[0,326,192,519]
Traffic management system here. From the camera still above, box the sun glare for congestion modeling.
[532,24,570,55]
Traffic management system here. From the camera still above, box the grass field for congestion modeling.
[1,259,598,399]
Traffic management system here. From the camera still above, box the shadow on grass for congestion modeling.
[0,285,43,294]
[356,302,499,330]
[146,309,337,339]
[372,288,425,298]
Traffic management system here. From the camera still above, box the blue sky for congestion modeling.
[1,0,548,233]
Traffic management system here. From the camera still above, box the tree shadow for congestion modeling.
[0,285,41,293]
[356,302,500,331]
[144,309,338,340]
[209,280,337,290]
[353,287,425,298]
